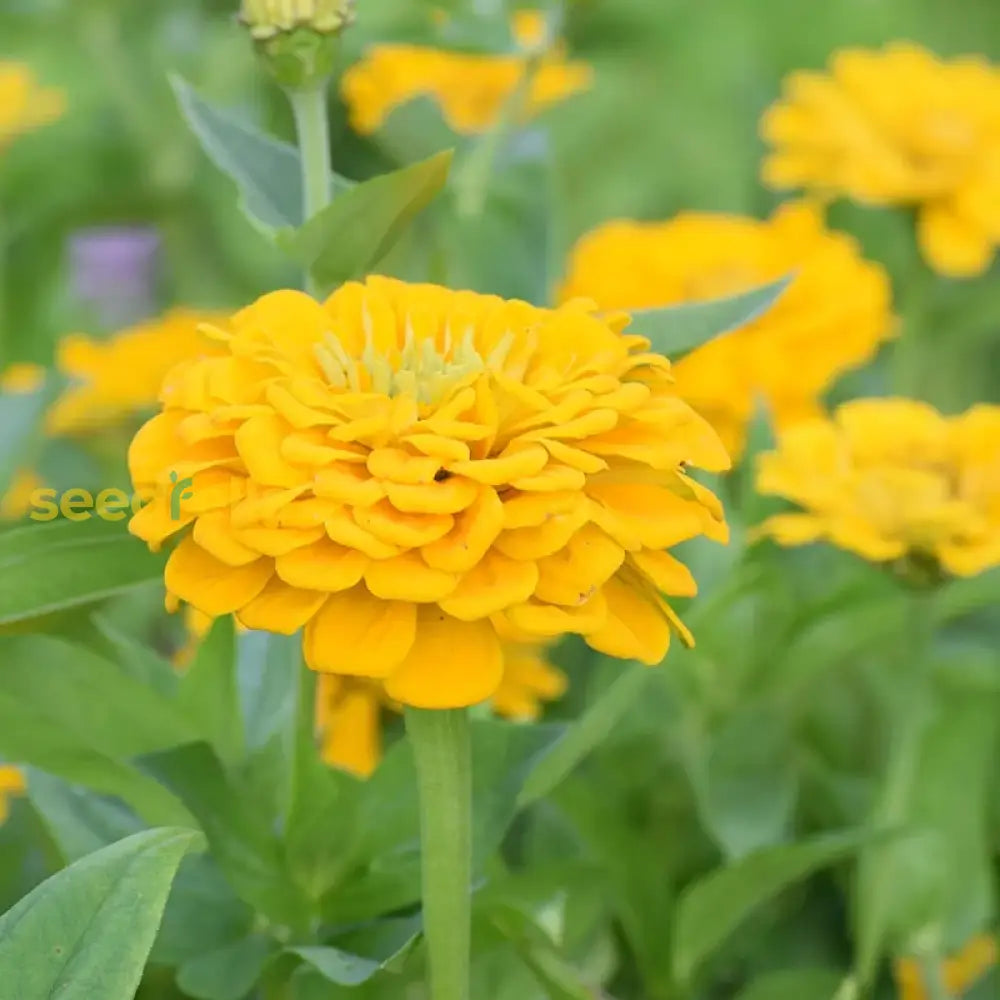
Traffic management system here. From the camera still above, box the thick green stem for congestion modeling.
[406,707,472,1000]
[288,83,333,296]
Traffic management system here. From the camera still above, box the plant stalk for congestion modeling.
[406,707,472,1000]
[288,82,333,296]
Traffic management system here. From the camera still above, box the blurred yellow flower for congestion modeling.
[895,934,998,1000]
[756,399,1000,577]
[0,766,26,824]
[315,639,566,777]
[340,9,592,135]
[48,309,227,435]
[0,363,47,521]
[0,62,64,149]
[559,202,893,459]
[761,44,1000,277]
[129,276,728,710]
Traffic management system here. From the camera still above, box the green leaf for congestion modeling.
[0,634,198,759]
[673,828,873,985]
[629,275,792,358]
[689,706,798,860]
[0,518,167,626]
[518,662,649,808]
[735,968,844,1000]
[171,75,351,232]
[178,617,244,766]
[288,914,421,986]
[140,742,313,929]
[177,934,277,1000]
[27,771,145,862]
[0,371,63,498]
[278,150,454,294]
[0,828,202,1000]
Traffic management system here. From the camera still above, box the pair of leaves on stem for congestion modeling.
[171,75,791,356]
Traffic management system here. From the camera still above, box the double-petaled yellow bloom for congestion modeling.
[559,202,893,459]
[340,10,592,135]
[756,399,1000,578]
[48,310,227,434]
[129,276,728,709]
[895,934,997,1000]
[761,44,1000,277]
[0,62,64,150]
[0,766,26,824]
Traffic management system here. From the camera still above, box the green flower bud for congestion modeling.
[239,0,355,89]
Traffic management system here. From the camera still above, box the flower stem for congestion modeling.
[288,82,333,297]
[405,706,472,1000]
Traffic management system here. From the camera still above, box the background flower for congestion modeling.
[0,767,25,825]
[559,202,893,459]
[0,62,64,150]
[755,398,1000,577]
[129,276,728,709]
[761,44,1000,277]
[340,9,592,135]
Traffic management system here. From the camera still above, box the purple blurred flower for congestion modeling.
[68,226,161,331]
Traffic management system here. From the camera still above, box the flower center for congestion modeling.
[314,324,514,404]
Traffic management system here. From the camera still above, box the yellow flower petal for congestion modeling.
[439,549,539,620]
[384,609,503,708]
[584,575,673,664]
[237,578,327,633]
[275,537,368,591]
[364,552,460,602]
[165,536,273,616]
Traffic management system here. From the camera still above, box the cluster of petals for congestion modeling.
[128,276,729,709]
[756,398,1000,577]
[0,62,64,149]
[761,44,1000,276]
[559,202,893,459]
[340,10,592,135]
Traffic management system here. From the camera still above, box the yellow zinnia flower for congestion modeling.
[895,934,998,999]
[47,309,227,435]
[340,9,592,135]
[0,62,64,150]
[128,276,728,709]
[755,398,1000,577]
[559,202,893,459]
[761,44,1000,277]
[0,766,26,824]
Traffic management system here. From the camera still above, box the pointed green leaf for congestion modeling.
[0,828,202,1000]
[0,518,166,626]
[673,828,873,985]
[178,617,244,766]
[629,275,793,359]
[278,150,454,294]
[170,74,350,232]
[518,662,649,808]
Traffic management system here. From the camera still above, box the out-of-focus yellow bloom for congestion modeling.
[761,44,1000,277]
[0,62,64,150]
[129,276,728,710]
[314,638,566,776]
[0,766,26,824]
[756,399,1000,577]
[240,0,354,39]
[895,934,998,1000]
[1,469,44,521]
[559,202,893,459]
[0,362,46,394]
[48,310,226,435]
[340,9,592,135]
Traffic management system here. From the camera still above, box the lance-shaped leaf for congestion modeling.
[628,275,793,359]
[171,75,350,232]
[0,828,202,1000]
[278,150,454,294]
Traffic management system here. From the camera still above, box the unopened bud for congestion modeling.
[239,0,355,89]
